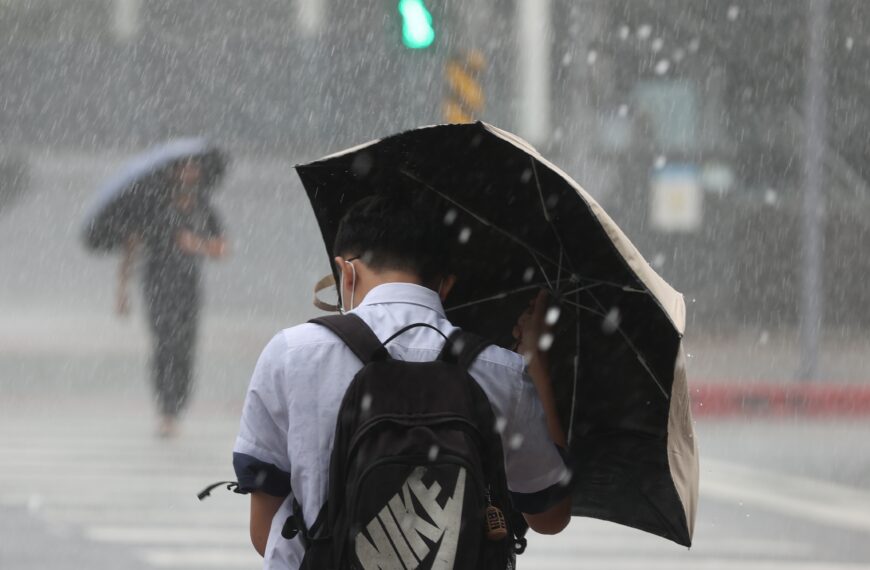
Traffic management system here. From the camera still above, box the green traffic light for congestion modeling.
[398,0,435,49]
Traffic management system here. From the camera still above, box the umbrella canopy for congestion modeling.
[295,122,698,547]
[82,137,226,252]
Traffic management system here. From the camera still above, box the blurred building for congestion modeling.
[1,0,868,332]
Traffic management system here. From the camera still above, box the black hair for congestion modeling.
[333,194,451,284]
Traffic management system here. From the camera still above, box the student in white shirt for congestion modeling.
[233,195,572,568]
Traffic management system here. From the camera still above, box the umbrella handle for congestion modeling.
[313,274,341,312]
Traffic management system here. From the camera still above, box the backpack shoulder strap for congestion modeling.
[309,314,389,365]
[438,329,493,371]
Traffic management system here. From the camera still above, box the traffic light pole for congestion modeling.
[516,0,552,146]
[798,0,828,381]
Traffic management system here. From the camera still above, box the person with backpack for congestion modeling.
[232,195,572,569]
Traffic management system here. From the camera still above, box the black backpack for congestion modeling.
[286,313,528,570]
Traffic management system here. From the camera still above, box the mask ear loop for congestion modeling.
[340,259,358,314]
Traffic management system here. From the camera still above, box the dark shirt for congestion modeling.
[142,201,222,308]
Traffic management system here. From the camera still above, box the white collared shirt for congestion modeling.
[234,282,567,569]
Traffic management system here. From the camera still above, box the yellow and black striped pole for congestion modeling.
[443,49,486,123]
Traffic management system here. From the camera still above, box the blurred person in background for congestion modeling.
[116,158,227,437]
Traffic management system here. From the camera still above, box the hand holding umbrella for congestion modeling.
[514,290,566,449]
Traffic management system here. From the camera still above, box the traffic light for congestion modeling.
[398,0,435,49]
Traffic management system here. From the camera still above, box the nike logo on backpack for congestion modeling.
[355,466,466,570]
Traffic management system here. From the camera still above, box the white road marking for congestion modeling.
[702,458,870,533]
[516,557,870,570]
[87,526,245,545]
[139,547,260,568]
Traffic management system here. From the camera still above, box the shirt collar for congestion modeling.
[357,282,446,317]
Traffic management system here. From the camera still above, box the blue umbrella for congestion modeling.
[82,137,226,252]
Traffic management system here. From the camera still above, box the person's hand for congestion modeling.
[513,290,552,368]
[175,230,202,255]
[116,288,130,317]
[204,238,227,259]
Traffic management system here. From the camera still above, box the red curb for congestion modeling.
[690,383,870,417]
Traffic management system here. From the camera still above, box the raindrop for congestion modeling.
[654,155,668,169]
[538,333,554,352]
[845,37,854,51]
[764,188,778,205]
[361,393,373,412]
[508,433,525,450]
[520,168,533,183]
[727,5,740,21]
[602,307,621,334]
[545,194,559,209]
[759,330,770,345]
[561,52,573,66]
[428,445,439,461]
[494,416,507,434]
[458,227,472,244]
[255,470,268,486]
[617,104,629,117]
[351,152,373,177]
[651,38,664,52]
[637,24,652,40]
[545,306,561,326]
[652,253,666,268]
[688,38,701,52]
[443,208,458,225]
[654,59,671,75]
[523,267,535,283]
[586,50,598,65]
[558,468,573,487]
[673,48,686,62]
[618,25,630,40]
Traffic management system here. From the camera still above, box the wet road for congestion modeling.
[2,389,869,569]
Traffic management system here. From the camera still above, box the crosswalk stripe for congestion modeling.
[514,557,870,570]
[139,547,260,568]
[87,526,247,545]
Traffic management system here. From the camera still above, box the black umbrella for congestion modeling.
[82,137,226,252]
[296,122,698,546]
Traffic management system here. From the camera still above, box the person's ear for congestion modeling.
[334,256,352,291]
[438,274,458,302]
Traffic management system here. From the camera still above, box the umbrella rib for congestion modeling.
[560,299,608,319]
[530,158,576,288]
[583,290,670,401]
[567,290,581,446]
[445,279,577,312]
[560,280,649,297]
[398,169,565,275]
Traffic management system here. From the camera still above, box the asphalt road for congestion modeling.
[1,390,869,570]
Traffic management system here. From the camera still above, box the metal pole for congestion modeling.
[296,0,326,38]
[516,0,552,146]
[798,0,828,381]
[113,0,140,41]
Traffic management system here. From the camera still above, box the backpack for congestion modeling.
[285,313,528,570]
